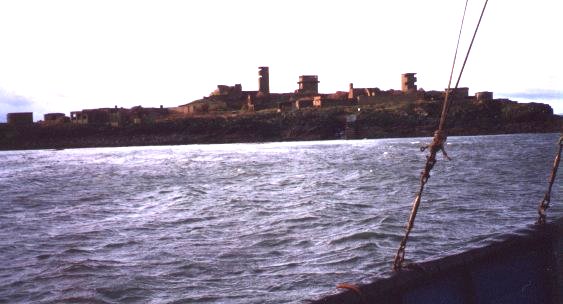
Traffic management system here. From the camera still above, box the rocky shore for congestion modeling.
[1,99,560,151]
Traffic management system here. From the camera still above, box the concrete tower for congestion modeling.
[258,67,270,95]
[401,73,417,94]
[297,75,319,95]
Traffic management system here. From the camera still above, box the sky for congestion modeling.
[0,0,562,122]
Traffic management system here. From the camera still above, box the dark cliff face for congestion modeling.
[0,100,560,150]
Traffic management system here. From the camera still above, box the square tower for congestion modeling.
[258,67,270,95]
[297,75,319,95]
[401,73,417,94]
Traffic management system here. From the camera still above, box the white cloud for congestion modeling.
[0,0,561,116]
[0,87,36,122]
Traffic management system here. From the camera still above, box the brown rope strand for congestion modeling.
[393,0,489,271]
[393,130,448,270]
[440,0,470,131]
[439,0,489,131]
[537,134,563,225]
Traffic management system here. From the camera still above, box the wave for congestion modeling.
[0,133,561,303]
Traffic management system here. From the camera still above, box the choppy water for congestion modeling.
[0,133,561,303]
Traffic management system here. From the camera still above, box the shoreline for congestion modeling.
[1,101,561,151]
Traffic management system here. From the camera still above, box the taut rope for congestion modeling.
[536,134,563,225]
[393,0,490,271]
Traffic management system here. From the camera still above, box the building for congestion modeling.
[7,112,33,125]
[295,97,313,109]
[445,87,470,99]
[401,73,417,94]
[71,106,169,126]
[258,66,270,96]
[296,75,319,96]
[348,83,380,100]
[42,113,69,125]
[44,113,66,121]
[313,96,353,108]
[70,109,111,125]
[211,84,243,100]
[476,91,494,101]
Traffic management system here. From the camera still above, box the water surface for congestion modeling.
[1,133,561,303]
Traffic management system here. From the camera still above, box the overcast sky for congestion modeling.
[0,0,562,121]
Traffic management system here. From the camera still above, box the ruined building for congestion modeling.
[211,84,243,100]
[7,112,33,125]
[5,66,506,127]
[70,109,111,125]
[476,91,494,101]
[43,113,69,125]
[44,113,66,121]
[296,75,319,96]
[348,83,379,100]
[70,106,168,126]
[401,73,417,94]
[258,67,270,96]
[445,87,470,99]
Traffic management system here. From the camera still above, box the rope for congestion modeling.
[336,283,366,303]
[393,0,489,271]
[441,0,470,127]
[536,134,563,225]
[440,0,489,130]
[392,130,450,270]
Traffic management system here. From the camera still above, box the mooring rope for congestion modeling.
[536,134,563,225]
[393,0,489,271]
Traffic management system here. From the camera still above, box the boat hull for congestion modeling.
[311,217,563,304]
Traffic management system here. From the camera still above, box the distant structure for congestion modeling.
[7,112,33,125]
[44,113,66,121]
[348,83,355,99]
[42,113,69,125]
[348,83,379,100]
[476,91,494,101]
[258,67,270,96]
[70,106,168,126]
[211,84,243,100]
[401,73,417,94]
[70,109,110,125]
[296,75,319,95]
[445,87,470,99]
[295,97,313,109]
[14,68,503,123]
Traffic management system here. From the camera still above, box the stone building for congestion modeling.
[348,83,380,100]
[7,112,33,125]
[296,75,319,96]
[211,84,243,100]
[295,97,314,109]
[43,113,69,124]
[258,67,270,96]
[313,96,353,108]
[401,73,417,94]
[445,87,470,99]
[476,91,494,101]
[44,113,66,121]
[70,109,111,125]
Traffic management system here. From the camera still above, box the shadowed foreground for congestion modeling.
[310,218,563,304]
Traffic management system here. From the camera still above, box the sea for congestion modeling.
[1,133,561,304]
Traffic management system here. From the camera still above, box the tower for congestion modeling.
[401,73,417,94]
[258,67,270,95]
[297,75,319,95]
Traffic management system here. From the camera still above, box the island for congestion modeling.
[1,68,561,150]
